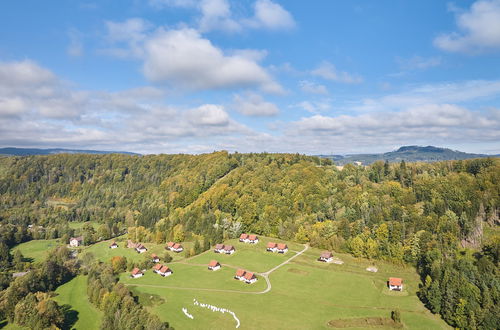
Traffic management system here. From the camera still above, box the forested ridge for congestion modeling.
[0,152,499,329]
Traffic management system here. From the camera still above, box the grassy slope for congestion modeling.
[118,238,449,330]
[53,275,102,330]
[11,239,60,263]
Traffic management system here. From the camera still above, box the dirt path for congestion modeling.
[126,244,309,295]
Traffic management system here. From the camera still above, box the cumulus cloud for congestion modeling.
[101,18,151,58]
[188,104,230,126]
[311,61,363,84]
[142,28,282,92]
[247,0,295,30]
[434,0,500,54]
[233,92,280,116]
[396,55,441,70]
[198,0,241,33]
[299,80,329,95]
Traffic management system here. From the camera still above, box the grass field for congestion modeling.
[53,275,102,330]
[80,235,191,263]
[118,237,449,330]
[11,239,60,263]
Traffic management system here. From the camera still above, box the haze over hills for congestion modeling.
[319,145,499,165]
[0,147,140,156]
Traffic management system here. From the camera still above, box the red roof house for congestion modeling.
[131,267,143,278]
[244,271,257,284]
[388,277,403,291]
[248,234,259,243]
[214,244,225,253]
[267,242,277,252]
[208,260,221,271]
[277,243,288,253]
[319,251,333,262]
[224,245,235,254]
[235,269,246,280]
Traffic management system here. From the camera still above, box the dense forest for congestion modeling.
[0,152,498,329]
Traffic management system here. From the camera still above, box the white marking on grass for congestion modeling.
[193,298,240,328]
[182,307,194,319]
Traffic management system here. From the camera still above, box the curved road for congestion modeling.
[126,244,309,295]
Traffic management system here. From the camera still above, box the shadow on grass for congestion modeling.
[60,304,79,330]
[0,319,7,329]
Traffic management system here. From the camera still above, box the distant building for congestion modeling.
[69,236,83,247]
[151,254,160,263]
[171,243,183,253]
[153,264,162,273]
[266,242,277,252]
[214,244,225,253]
[135,244,147,253]
[248,234,259,244]
[109,241,118,249]
[234,269,246,281]
[208,260,221,271]
[239,233,249,242]
[159,265,173,277]
[388,277,403,291]
[166,242,175,250]
[244,272,257,284]
[223,245,235,254]
[319,251,333,262]
[131,268,143,278]
[277,243,288,254]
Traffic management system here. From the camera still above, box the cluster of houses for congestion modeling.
[153,263,173,277]
[127,240,148,253]
[266,242,288,253]
[166,242,184,253]
[234,269,257,284]
[214,244,235,254]
[239,234,259,244]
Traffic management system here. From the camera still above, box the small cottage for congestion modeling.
[319,251,333,262]
[208,260,221,271]
[248,234,259,244]
[151,254,160,263]
[244,272,257,284]
[69,236,83,247]
[224,245,235,254]
[171,243,183,253]
[234,269,246,281]
[131,268,143,278]
[266,242,277,252]
[159,265,173,277]
[214,244,225,253]
[109,241,118,249]
[135,244,147,253]
[277,243,288,254]
[388,277,403,291]
[166,242,175,250]
[153,263,162,273]
[239,233,249,242]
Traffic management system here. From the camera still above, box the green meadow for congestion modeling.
[11,239,61,263]
[53,275,102,330]
[117,238,449,330]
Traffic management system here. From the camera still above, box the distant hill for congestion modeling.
[0,147,140,156]
[319,146,498,165]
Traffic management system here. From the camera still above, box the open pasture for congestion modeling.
[11,239,60,263]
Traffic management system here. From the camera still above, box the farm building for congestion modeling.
[234,269,246,281]
[277,243,288,253]
[69,236,83,247]
[151,254,160,263]
[266,242,277,252]
[214,244,225,253]
[159,265,173,277]
[171,243,183,253]
[153,264,162,273]
[135,244,147,253]
[131,268,143,278]
[109,241,118,249]
[239,233,249,242]
[208,260,221,271]
[248,234,259,244]
[388,277,403,291]
[166,242,175,250]
[244,272,257,284]
[223,245,235,254]
[319,251,333,262]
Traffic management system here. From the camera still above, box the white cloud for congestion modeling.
[142,28,282,92]
[102,18,151,58]
[0,60,55,88]
[299,80,329,95]
[188,104,230,126]
[198,0,241,33]
[233,92,279,116]
[148,0,197,9]
[293,100,332,114]
[397,55,441,70]
[247,0,295,30]
[67,29,84,57]
[434,0,500,54]
[311,61,363,84]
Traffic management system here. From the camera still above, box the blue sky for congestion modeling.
[0,0,499,154]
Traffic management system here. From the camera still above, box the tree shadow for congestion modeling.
[0,319,8,329]
[60,304,79,330]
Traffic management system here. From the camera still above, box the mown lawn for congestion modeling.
[53,275,102,330]
[121,238,449,330]
[11,239,60,263]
